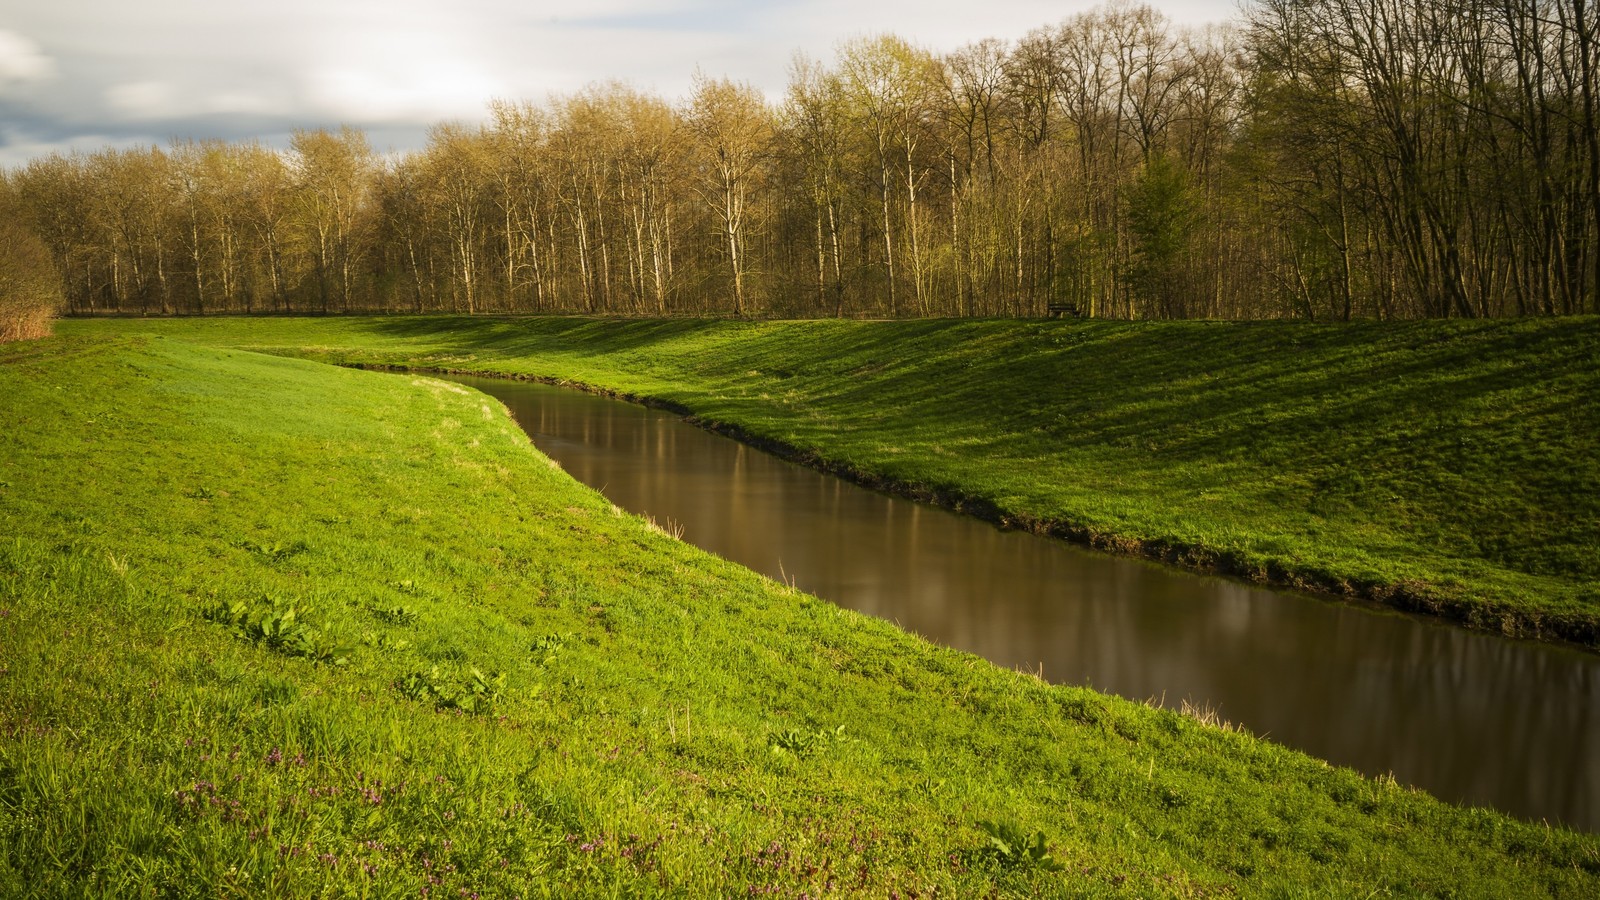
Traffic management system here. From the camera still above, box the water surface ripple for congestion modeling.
[454,375,1599,832]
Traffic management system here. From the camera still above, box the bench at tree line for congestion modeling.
[1046,303,1081,318]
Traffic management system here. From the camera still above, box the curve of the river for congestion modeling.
[452,374,1599,832]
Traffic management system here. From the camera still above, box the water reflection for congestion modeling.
[454,375,1600,832]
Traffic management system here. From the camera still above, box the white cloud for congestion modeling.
[105,80,179,118]
[485,23,744,101]
[307,59,505,121]
[202,89,292,117]
[2,0,1240,163]
[0,29,54,86]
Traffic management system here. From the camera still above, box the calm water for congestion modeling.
[454,375,1600,832]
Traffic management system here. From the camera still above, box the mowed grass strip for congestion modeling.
[68,315,1600,647]
[4,335,1597,896]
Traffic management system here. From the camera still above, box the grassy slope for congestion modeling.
[64,315,1600,646]
[3,334,1597,896]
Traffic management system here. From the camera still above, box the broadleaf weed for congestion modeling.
[968,819,1064,872]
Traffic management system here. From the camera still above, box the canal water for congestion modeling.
[452,374,1600,832]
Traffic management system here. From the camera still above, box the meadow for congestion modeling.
[65,314,1600,647]
[1,324,1597,896]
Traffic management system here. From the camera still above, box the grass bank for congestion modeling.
[64,315,1600,648]
[4,334,1597,895]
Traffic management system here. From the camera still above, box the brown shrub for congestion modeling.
[0,185,61,343]
[0,306,53,342]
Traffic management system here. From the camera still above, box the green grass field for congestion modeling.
[5,331,1598,896]
[61,314,1600,647]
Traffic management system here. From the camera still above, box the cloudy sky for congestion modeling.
[0,0,1237,167]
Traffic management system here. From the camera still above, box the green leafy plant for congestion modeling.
[770,728,817,756]
[971,819,1064,872]
[201,597,350,666]
[396,667,445,704]
[769,724,853,758]
[389,579,430,598]
[454,667,505,713]
[361,632,412,654]
[200,599,249,629]
[370,603,419,626]
[530,632,572,665]
[239,539,310,562]
[397,666,505,714]
[247,604,307,649]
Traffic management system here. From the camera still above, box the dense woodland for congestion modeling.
[4,0,1598,321]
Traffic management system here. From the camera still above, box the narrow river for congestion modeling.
[453,374,1600,832]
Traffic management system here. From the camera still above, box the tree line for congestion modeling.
[5,0,1597,321]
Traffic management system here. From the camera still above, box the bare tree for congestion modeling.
[688,74,773,316]
[291,127,376,313]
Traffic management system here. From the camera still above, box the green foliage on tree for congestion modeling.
[1123,154,1198,318]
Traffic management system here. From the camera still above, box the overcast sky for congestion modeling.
[0,1,1237,168]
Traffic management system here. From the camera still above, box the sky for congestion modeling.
[0,1,1237,168]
